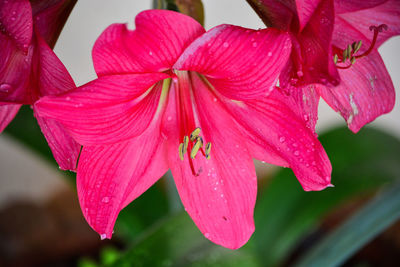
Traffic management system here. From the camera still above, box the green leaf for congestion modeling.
[251,127,400,266]
[294,181,400,267]
[111,212,259,267]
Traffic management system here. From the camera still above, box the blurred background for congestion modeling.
[0,0,399,266]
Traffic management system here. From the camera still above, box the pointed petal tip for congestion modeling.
[203,223,255,250]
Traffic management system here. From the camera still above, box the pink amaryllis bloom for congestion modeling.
[0,0,80,170]
[35,10,332,249]
[248,0,399,132]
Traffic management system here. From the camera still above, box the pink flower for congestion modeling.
[35,10,332,249]
[250,0,399,132]
[0,0,80,170]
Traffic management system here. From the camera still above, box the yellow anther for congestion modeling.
[350,56,356,64]
[183,136,189,151]
[205,142,212,160]
[343,44,352,62]
[333,54,338,64]
[179,143,185,161]
[190,127,201,141]
[190,137,203,159]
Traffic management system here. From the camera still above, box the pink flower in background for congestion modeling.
[0,0,79,170]
[35,10,332,249]
[250,0,399,132]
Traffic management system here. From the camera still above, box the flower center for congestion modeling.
[333,24,387,69]
[173,71,212,176]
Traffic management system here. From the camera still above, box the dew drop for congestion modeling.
[252,42,258,47]
[223,42,229,47]
[268,52,272,57]
[167,116,172,121]
[279,136,285,143]
[0,83,12,92]
[65,96,71,101]
[294,150,300,156]
[100,233,107,240]
[220,194,224,198]
[101,196,110,203]
[204,232,210,238]
[213,98,217,102]
[149,51,153,56]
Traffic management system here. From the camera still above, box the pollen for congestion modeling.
[178,128,212,162]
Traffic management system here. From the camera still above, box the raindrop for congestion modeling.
[204,233,210,238]
[294,150,300,156]
[0,83,12,92]
[100,233,107,240]
[268,52,272,57]
[213,98,217,102]
[252,42,258,47]
[223,42,229,47]
[149,51,153,56]
[65,96,71,101]
[293,143,298,147]
[101,196,110,203]
[220,194,224,198]
[167,116,172,121]
[279,136,285,143]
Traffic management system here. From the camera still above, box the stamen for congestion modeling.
[333,24,387,69]
[179,143,185,161]
[190,137,203,159]
[183,136,189,151]
[190,127,201,141]
[205,142,212,160]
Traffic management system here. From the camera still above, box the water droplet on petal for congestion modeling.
[223,42,229,47]
[204,232,210,238]
[279,136,285,143]
[268,52,272,57]
[294,150,300,156]
[0,83,12,92]
[100,234,107,240]
[252,42,258,47]
[101,196,110,203]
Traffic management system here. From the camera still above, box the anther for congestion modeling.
[179,143,185,161]
[190,137,203,159]
[205,142,212,160]
[333,54,338,64]
[190,127,201,141]
[183,136,189,151]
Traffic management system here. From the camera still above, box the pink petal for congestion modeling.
[92,10,205,76]
[220,88,332,191]
[334,0,386,13]
[35,115,80,171]
[0,103,20,132]
[35,73,168,145]
[174,25,292,100]
[31,0,77,48]
[77,119,168,239]
[33,30,75,96]
[0,0,32,49]
[336,0,400,47]
[318,50,395,133]
[163,74,257,249]
[0,33,32,104]
[296,0,339,85]
[279,84,320,131]
[296,0,322,30]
